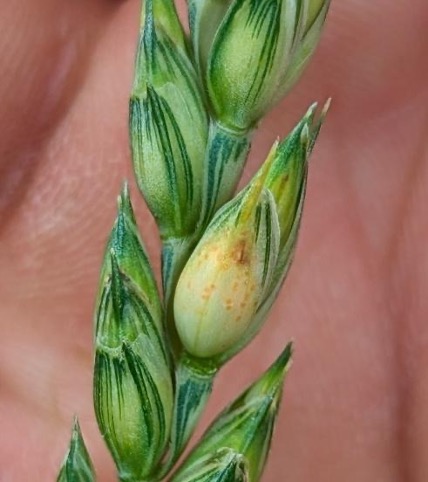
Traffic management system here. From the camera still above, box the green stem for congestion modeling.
[156,354,217,478]
[199,120,252,229]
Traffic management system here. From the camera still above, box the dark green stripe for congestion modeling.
[144,87,180,204]
[95,282,111,341]
[128,292,168,362]
[254,203,262,240]
[262,199,273,288]
[144,86,197,225]
[245,0,282,102]
[204,126,249,225]
[157,36,204,113]
[124,343,166,461]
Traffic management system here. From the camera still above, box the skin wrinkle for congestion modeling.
[340,135,403,478]
[0,1,118,230]
[385,115,428,482]
[331,97,428,481]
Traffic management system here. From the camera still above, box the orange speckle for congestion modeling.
[224,298,234,311]
[231,238,249,265]
[201,283,216,301]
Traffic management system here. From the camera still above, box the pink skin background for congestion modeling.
[1,0,428,480]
